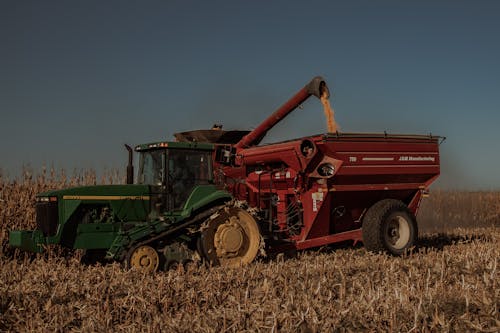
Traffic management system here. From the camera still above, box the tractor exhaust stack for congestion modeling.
[125,144,134,184]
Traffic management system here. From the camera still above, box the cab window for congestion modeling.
[137,150,164,185]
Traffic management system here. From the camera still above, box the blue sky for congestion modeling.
[1,1,499,189]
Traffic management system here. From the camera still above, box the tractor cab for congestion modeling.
[134,141,214,211]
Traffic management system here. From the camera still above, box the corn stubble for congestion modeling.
[0,169,498,332]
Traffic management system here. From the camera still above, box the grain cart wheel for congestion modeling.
[127,245,160,273]
[200,207,261,267]
[362,199,418,256]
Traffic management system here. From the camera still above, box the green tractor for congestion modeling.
[9,137,262,271]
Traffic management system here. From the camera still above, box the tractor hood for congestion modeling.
[37,184,152,223]
[10,185,152,253]
[37,184,150,200]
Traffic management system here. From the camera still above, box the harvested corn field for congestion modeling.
[0,170,499,332]
[1,231,498,332]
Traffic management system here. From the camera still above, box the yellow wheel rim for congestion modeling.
[213,208,261,267]
[129,245,159,273]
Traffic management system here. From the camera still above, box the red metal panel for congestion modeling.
[329,183,428,192]
[337,165,440,176]
[407,190,423,215]
[294,185,329,241]
[240,141,304,172]
[303,189,332,240]
[295,229,363,250]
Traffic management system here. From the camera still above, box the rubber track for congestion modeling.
[123,204,226,261]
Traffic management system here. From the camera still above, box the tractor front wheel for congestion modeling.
[362,199,418,255]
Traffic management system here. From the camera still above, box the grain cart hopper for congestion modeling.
[9,76,442,271]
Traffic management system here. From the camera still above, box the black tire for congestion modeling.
[362,199,418,255]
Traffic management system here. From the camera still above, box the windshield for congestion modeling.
[169,149,213,208]
[137,148,213,208]
[137,150,164,185]
[169,150,212,184]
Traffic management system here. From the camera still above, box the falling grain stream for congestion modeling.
[320,90,339,133]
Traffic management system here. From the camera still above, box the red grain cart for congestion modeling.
[211,77,442,256]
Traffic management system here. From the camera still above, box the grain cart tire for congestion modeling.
[362,199,418,255]
[200,206,261,267]
[126,245,160,273]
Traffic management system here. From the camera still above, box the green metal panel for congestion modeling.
[38,184,151,224]
[59,185,151,222]
[63,199,81,224]
[9,230,45,253]
[109,199,150,221]
[38,184,150,198]
[73,223,120,249]
[181,185,232,217]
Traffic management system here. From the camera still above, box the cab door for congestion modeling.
[137,149,168,217]
[167,149,213,210]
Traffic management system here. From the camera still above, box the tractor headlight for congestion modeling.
[36,196,57,203]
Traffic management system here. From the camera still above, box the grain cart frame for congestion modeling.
[9,76,442,271]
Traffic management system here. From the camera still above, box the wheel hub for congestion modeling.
[129,245,159,272]
[140,256,151,266]
[386,216,410,250]
[200,206,261,267]
[389,225,400,240]
[214,216,244,257]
